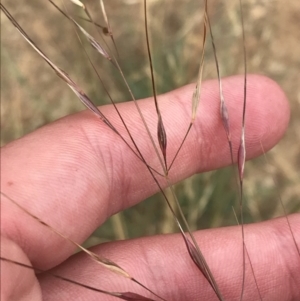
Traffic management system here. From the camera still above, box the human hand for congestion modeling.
[1,75,299,301]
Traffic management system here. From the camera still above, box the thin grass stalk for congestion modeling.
[259,142,300,257]
[237,0,247,300]
[231,208,263,301]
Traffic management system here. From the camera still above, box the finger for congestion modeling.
[0,236,42,301]
[1,75,290,269]
[38,215,300,301]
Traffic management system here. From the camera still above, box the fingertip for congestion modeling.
[197,74,290,164]
[241,74,290,157]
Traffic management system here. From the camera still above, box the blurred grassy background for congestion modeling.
[1,0,299,245]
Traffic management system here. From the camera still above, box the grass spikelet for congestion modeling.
[205,4,235,167]
[49,0,112,62]
[183,233,224,300]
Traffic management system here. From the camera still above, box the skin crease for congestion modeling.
[1,75,299,301]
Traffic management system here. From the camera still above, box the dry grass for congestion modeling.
[1,1,300,300]
[1,0,299,245]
